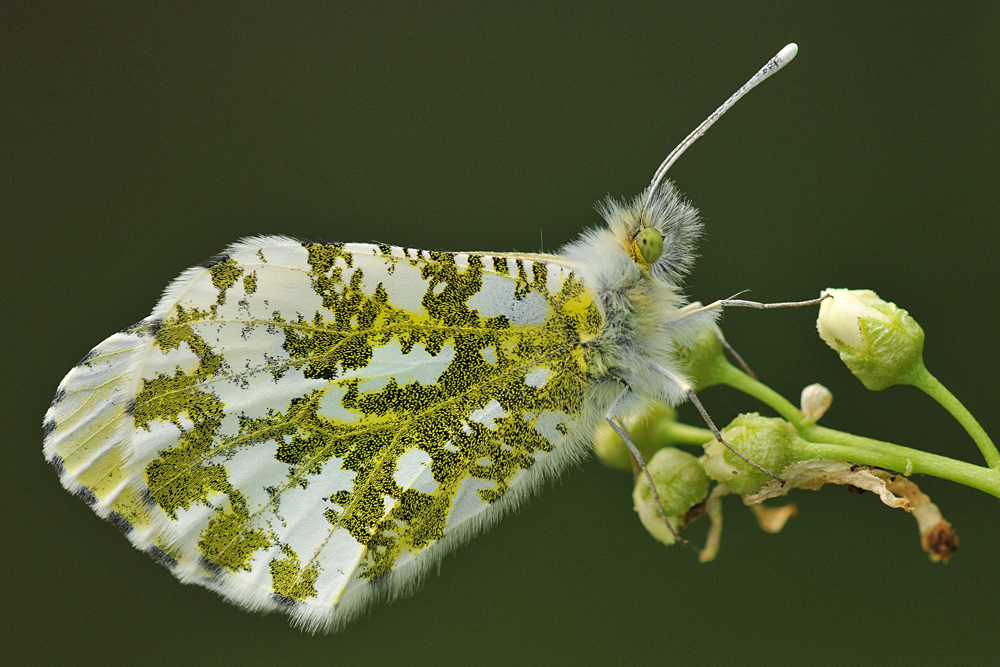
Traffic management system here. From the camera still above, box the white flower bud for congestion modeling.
[800,383,832,421]
[817,289,925,390]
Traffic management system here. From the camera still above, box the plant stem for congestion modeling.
[715,362,806,426]
[658,421,714,446]
[712,360,1000,497]
[793,425,1000,498]
[905,364,1000,468]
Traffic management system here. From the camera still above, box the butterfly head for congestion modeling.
[597,178,702,288]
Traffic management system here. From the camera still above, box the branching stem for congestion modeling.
[905,364,1000,469]
[712,361,1000,498]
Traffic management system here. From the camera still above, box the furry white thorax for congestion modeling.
[560,179,718,419]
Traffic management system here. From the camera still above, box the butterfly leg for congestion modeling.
[712,323,755,379]
[606,386,688,545]
[648,361,786,485]
[669,293,828,326]
[714,295,828,310]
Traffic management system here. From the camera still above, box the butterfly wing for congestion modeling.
[44,235,603,631]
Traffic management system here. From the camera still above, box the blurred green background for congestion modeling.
[5,3,998,665]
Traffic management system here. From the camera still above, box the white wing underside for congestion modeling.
[44,235,603,631]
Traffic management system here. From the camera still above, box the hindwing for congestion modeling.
[44,235,603,630]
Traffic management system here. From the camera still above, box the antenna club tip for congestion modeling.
[778,43,799,64]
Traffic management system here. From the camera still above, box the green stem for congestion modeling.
[714,361,806,426]
[710,360,1000,497]
[906,364,1000,468]
[794,425,1000,498]
[658,421,713,446]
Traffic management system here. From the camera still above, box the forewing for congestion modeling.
[44,235,602,630]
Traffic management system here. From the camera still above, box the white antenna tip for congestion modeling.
[777,43,798,65]
[640,43,801,208]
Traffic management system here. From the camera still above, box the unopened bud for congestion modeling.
[800,383,832,421]
[702,413,799,495]
[594,405,680,471]
[673,323,728,391]
[817,289,925,390]
[633,447,711,545]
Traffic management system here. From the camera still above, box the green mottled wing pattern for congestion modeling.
[44,235,603,630]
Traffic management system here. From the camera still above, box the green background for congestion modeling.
[5,3,998,665]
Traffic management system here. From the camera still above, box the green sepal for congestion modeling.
[703,413,798,495]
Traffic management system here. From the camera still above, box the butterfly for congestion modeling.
[43,45,798,632]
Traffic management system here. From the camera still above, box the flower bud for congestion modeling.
[800,383,832,422]
[702,413,799,495]
[593,405,682,471]
[817,289,925,390]
[633,447,711,545]
[673,323,727,390]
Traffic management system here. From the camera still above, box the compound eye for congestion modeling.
[635,227,663,264]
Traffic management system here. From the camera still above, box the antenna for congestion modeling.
[642,43,798,213]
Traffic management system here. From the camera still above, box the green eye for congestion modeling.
[635,227,663,264]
